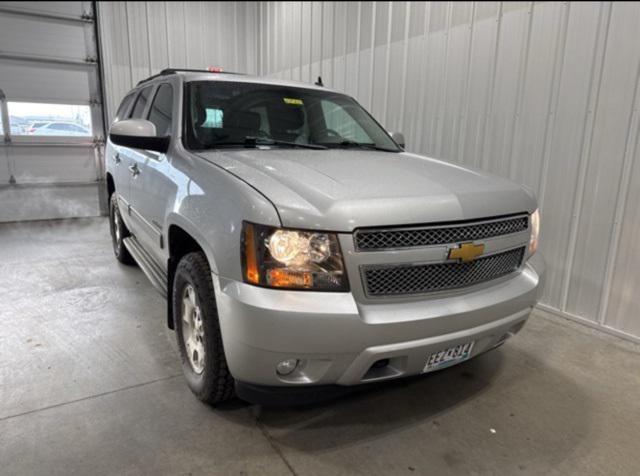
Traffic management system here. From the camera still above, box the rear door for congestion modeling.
[129,82,176,264]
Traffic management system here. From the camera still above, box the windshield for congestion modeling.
[183,81,399,152]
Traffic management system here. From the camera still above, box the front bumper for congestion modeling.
[214,254,544,388]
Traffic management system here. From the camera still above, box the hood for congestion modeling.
[196,149,537,231]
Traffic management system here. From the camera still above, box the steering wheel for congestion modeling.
[324,128,342,139]
[314,128,343,143]
[253,129,272,139]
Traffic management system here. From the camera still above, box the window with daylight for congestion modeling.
[7,102,92,137]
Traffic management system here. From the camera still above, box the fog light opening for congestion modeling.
[372,358,390,369]
[276,358,299,376]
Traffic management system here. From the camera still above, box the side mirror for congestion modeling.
[109,119,169,153]
[389,132,405,149]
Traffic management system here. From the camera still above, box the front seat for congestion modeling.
[267,104,305,142]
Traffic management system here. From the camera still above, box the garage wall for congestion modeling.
[257,1,640,342]
[97,1,259,123]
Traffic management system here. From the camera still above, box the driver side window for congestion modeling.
[147,84,173,136]
[320,100,371,143]
[129,87,152,119]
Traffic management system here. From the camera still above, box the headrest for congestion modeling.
[226,110,261,131]
[268,104,304,134]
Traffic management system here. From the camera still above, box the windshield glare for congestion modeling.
[184,81,399,151]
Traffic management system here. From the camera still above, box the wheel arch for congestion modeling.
[165,215,218,330]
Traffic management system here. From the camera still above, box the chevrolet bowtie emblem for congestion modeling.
[448,242,485,262]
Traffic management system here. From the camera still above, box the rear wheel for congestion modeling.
[109,193,135,265]
[173,252,235,404]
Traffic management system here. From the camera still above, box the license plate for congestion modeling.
[423,341,474,373]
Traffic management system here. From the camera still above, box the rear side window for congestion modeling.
[147,84,173,136]
[130,87,152,119]
[114,93,135,122]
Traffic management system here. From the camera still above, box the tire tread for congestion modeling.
[174,252,235,404]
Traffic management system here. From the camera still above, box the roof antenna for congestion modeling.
[315,76,324,87]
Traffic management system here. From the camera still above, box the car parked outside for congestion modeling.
[28,121,90,136]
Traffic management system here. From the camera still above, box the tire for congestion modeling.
[109,193,135,265]
[173,252,235,405]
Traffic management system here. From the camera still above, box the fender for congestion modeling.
[165,212,219,274]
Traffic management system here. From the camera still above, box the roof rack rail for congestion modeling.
[137,68,245,86]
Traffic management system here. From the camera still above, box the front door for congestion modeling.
[129,83,176,266]
[120,85,154,249]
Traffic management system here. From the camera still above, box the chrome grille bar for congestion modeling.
[362,247,525,297]
[354,215,528,252]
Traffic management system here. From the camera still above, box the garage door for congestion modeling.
[0,1,106,222]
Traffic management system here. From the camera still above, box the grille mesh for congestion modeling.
[355,216,528,251]
[363,247,525,297]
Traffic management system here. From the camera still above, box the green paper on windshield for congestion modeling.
[202,108,223,128]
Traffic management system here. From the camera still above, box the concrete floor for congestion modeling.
[1,218,639,476]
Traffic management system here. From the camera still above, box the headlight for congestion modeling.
[529,209,540,255]
[241,222,348,291]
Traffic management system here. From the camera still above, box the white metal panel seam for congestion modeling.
[559,2,612,312]
[479,2,504,170]
[537,1,571,207]
[506,2,535,180]
[598,51,640,325]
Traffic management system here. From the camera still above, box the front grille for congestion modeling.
[354,216,528,251]
[362,247,525,297]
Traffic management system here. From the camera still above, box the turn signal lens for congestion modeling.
[241,222,348,291]
[529,209,540,256]
[267,269,313,288]
[243,223,260,284]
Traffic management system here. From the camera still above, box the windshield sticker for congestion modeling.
[283,98,303,106]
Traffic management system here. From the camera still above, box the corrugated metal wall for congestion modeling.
[258,1,640,341]
[96,1,640,341]
[97,1,259,123]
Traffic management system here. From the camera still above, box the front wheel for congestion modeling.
[173,252,235,405]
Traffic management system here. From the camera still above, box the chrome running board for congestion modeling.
[123,236,168,298]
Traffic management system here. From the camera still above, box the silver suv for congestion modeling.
[106,68,544,405]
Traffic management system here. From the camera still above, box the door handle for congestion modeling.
[128,164,140,176]
[114,153,121,164]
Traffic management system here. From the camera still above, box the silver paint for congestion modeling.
[106,70,543,386]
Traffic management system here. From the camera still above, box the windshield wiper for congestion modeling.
[204,142,251,149]
[334,140,398,152]
[199,138,327,150]
[244,136,327,150]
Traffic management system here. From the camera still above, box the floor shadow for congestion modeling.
[217,348,505,452]
[222,344,593,474]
